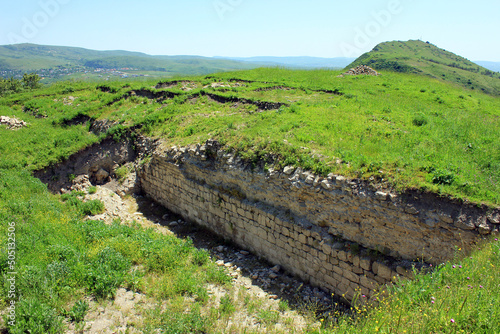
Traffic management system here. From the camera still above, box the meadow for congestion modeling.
[0,66,499,333]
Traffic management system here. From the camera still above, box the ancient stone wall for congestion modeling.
[140,140,498,301]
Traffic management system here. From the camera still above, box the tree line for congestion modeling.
[0,73,41,95]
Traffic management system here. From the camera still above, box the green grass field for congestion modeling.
[0,63,499,332]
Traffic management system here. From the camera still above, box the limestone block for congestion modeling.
[372,262,379,275]
[339,261,352,271]
[353,266,364,275]
[333,266,343,276]
[342,268,360,284]
[377,263,393,281]
[374,275,387,284]
[351,255,360,268]
[338,250,347,262]
[360,276,378,290]
[322,243,332,256]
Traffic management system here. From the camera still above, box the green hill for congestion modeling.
[0,43,259,80]
[346,40,500,95]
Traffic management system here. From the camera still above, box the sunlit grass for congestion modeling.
[327,237,500,333]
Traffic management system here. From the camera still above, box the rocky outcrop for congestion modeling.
[0,116,27,129]
[340,65,380,76]
[35,135,158,194]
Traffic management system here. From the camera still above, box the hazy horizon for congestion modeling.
[1,0,500,61]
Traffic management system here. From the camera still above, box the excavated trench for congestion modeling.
[35,133,499,307]
[34,134,348,315]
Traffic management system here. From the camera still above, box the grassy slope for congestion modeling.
[347,40,500,96]
[0,67,499,333]
[82,67,499,206]
[0,82,236,333]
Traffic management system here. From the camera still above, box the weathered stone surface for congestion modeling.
[321,180,332,190]
[376,263,392,281]
[375,191,388,201]
[0,115,27,129]
[138,139,492,302]
[283,166,295,175]
[340,65,380,77]
[95,168,110,184]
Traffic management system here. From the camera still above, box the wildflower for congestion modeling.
[451,319,455,323]
[495,238,498,241]
[431,301,435,304]
[467,277,470,280]
[459,265,462,268]
[452,265,456,268]
[480,285,484,288]
[362,295,366,298]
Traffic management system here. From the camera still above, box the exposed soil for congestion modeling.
[201,92,286,111]
[155,80,199,90]
[254,86,293,92]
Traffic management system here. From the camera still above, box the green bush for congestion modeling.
[412,113,428,126]
[68,300,89,323]
[61,191,104,216]
[432,169,455,185]
[85,247,131,298]
[6,298,64,334]
[80,199,105,216]
[114,165,130,182]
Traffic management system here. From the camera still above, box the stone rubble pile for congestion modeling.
[341,65,380,77]
[0,116,27,129]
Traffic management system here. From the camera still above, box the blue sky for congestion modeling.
[1,0,499,61]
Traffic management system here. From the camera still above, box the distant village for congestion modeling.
[0,66,147,81]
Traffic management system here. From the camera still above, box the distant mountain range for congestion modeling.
[0,43,498,85]
[346,40,500,96]
[475,61,500,73]
[215,56,355,69]
[0,44,259,80]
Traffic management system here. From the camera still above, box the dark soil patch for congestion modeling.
[254,86,293,92]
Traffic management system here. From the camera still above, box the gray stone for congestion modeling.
[375,191,387,201]
[95,168,109,183]
[271,265,281,273]
[283,166,295,175]
[454,214,476,230]
[321,180,332,190]
[488,212,500,225]
[478,223,491,235]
